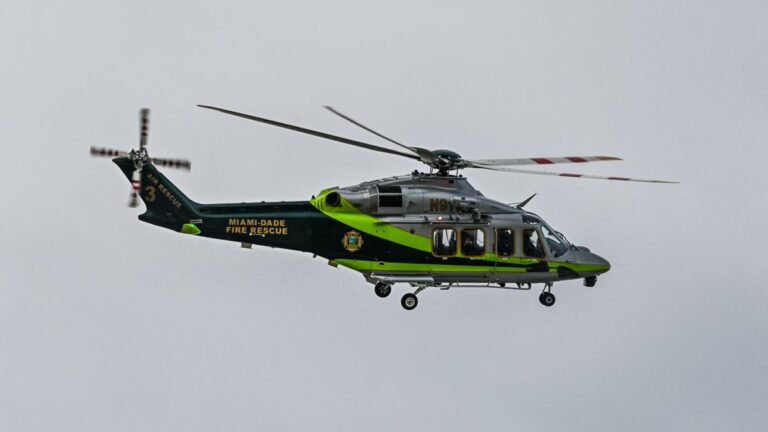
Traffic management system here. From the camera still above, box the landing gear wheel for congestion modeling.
[374,282,391,298]
[539,292,556,307]
[401,293,418,310]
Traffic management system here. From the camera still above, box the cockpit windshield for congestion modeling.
[556,230,574,248]
[541,224,569,257]
[523,212,572,257]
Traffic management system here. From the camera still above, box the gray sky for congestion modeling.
[2,1,767,430]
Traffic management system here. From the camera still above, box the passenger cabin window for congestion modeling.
[541,225,567,257]
[432,229,457,256]
[522,228,545,258]
[496,229,515,256]
[461,229,485,256]
[377,185,403,208]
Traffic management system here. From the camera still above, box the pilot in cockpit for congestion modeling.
[523,230,544,258]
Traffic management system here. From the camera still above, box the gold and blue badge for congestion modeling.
[342,230,364,252]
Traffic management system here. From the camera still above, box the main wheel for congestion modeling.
[374,282,391,298]
[539,292,556,307]
[401,293,418,310]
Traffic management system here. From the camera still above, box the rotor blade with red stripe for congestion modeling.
[472,164,678,183]
[152,158,191,170]
[90,146,128,158]
[467,156,622,166]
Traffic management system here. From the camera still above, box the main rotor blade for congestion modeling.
[198,105,421,162]
[472,164,678,183]
[467,156,622,167]
[323,106,440,164]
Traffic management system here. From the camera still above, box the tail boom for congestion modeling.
[113,157,320,252]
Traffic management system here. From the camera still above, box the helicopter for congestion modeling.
[91,106,676,310]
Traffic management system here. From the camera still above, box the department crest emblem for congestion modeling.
[342,230,364,252]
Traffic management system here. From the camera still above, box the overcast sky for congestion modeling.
[1,1,767,431]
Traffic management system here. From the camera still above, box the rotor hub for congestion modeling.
[130,147,151,170]
[430,149,464,174]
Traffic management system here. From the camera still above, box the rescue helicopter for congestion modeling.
[90,106,676,310]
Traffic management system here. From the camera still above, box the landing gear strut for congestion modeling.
[374,282,391,298]
[539,283,556,307]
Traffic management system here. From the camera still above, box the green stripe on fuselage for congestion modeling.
[310,190,608,276]
[550,262,610,273]
[311,190,540,266]
[310,190,432,252]
[334,259,528,273]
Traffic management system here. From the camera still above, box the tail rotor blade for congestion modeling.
[152,158,191,170]
[139,108,150,150]
[128,192,139,207]
[90,146,127,158]
[128,169,141,207]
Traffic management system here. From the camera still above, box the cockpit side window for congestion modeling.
[461,229,485,256]
[432,228,457,257]
[522,228,545,258]
[541,225,567,258]
[496,229,515,257]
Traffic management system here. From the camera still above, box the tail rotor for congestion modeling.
[90,108,192,208]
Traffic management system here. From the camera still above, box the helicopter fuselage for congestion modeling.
[117,158,610,292]
[95,105,677,309]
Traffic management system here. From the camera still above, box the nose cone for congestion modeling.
[589,253,611,274]
[560,248,611,277]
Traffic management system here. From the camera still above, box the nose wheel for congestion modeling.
[538,283,556,307]
[374,282,391,298]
